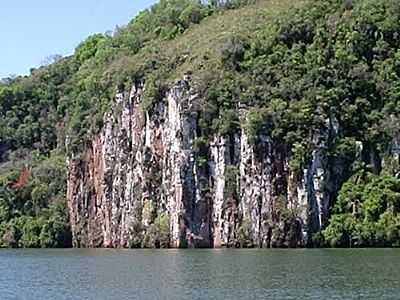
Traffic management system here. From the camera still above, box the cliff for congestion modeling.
[66,78,359,248]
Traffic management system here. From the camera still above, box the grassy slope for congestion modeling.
[169,0,303,79]
[106,0,304,86]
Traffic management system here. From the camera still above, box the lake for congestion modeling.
[0,248,399,299]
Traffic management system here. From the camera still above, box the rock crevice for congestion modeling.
[67,81,346,248]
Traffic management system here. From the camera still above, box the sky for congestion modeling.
[0,0,158,79]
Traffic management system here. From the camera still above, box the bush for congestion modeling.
[323,171,400,247]
[244,108,270,144]
[75,34,106,64]
[220,35,247,70]
[128,221,144,248]
[0,154,71,248]
[238,217,253,247]
[142,212,170,248]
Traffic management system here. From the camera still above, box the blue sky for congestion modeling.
[0,0,158,79]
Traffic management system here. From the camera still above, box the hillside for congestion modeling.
[1,0,400,248]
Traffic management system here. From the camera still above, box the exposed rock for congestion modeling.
[66,80,349,248]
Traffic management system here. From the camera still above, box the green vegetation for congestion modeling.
[142,212,171,248]
[323,168,400,247]
[0,153,71,247]
[1,0,400,247]
[238,217,254,247]
[128,201,171,248]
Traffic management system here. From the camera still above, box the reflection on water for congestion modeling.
[0,248,399,299]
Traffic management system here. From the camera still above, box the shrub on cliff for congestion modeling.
[220,35,248,70]
[142,212,171,248]
[238,217,254,247]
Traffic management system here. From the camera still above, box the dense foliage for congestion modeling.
[1,0,400,247]
[323,167,400,247]
[0,153,71,247]
[0,59,75,247]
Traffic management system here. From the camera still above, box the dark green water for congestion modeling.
[1,249,399,299]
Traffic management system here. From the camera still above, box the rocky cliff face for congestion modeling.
[66,79,347,248]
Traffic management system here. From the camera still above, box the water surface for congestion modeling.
[1,248,399,299]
